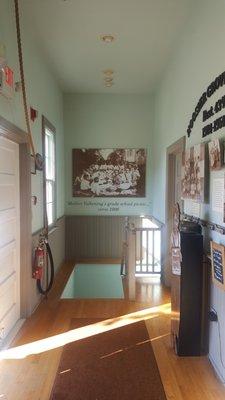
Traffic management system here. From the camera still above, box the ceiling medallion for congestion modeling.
[102,70,115,88]
[100,34,115,44]
[104,82,114,88]
[103,69,114,77]
[104,77,113,83]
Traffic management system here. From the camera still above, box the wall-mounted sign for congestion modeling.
[171,203,182,276]
[211,177,224,214]
[210,241,225,290]
[171,247,182,276]
[187,71,225,138]
[72,148,146,198]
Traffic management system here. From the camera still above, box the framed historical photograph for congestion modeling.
[72,148,146,197]
[181,143,205,202]
[210,241,225,291]
[208,139,222,170]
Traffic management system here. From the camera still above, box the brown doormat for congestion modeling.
[50,318,166,400]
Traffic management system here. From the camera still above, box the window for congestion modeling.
[43,117,56,227]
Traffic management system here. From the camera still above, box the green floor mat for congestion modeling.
[61,264,124,299]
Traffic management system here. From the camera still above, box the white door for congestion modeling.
[0,137,20,344]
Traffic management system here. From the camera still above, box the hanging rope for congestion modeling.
[14,0,36,160]
[14,1,54,295]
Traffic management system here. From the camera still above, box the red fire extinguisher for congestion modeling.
[33,246,45,280]
[32,232,54,295]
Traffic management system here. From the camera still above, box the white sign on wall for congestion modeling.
[211,177,224,214]
[184,199,201,218]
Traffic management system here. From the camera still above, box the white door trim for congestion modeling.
[0,115,32,322]
[163,136,186,286]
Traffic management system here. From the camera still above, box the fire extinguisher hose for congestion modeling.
[37,241,54,295]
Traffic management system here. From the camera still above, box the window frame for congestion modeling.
[42,116,57,229]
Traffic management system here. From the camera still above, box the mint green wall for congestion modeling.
[152,0,225,382]
[64,94,153,216]
[153,0,225,224]
[0,0,65,232]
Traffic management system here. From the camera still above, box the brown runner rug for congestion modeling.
[50,318,166,400]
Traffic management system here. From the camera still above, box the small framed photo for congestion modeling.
[208,139,222,170]
[210,241,225,290]
[181,143,205,202]
[31,154,36,175]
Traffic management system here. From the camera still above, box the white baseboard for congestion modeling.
[209,355,225,384]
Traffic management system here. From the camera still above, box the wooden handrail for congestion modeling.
[143,215,165,228]
[125,215,164,231]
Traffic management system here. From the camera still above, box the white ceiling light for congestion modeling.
[102,69,115,88]
[104,77,113,83]
[100,34,115,44]
[103,69,114,77]
[104,82,114,88]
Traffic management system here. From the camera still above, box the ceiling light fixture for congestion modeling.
[100,34,115,44]
[104,82,114,88]
[102,69,115,88]
[104,77,113,83]
[103,69,114,76]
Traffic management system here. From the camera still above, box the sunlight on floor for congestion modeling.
[0,303,171,360]
[150,333,170,342]
[60,369,71,375]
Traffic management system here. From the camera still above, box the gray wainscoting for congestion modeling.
[65,216,126,260]
[48,217,66,273]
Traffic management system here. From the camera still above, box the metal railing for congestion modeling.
[120,240,127,276]
[135,226,161,274]
[123,216,163,276]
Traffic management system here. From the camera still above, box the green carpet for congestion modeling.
[61,264,124,299]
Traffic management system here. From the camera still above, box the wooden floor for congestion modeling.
[0,260,225,400]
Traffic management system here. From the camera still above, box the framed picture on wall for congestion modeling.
[210,241,225,291]
[72,148,147,197]
[181,143,205,202]
[208,139,222,170]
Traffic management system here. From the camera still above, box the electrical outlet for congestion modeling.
[209,308,218,322]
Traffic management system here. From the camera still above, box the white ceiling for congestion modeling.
[21,0,192,94]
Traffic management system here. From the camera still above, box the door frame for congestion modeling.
[0,115,32,318]
[163,136,186,286]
